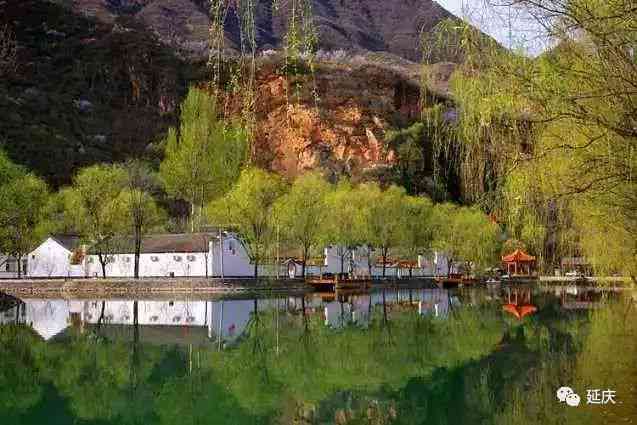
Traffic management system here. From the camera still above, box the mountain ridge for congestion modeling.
[69,0,454,62]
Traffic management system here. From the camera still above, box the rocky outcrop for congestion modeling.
[232,58,434,180]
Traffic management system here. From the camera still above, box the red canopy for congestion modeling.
[502,249,536,263]
[503,304,538,320]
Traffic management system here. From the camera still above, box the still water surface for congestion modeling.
[1,285,635,424]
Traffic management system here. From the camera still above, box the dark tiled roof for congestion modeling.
[51,234,81,251]
[139,233,217,253]
[89,233,219,254]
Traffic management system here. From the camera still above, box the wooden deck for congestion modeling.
[306,275,371,292]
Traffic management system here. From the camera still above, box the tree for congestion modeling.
[160,87,248,232]
[357,183,409,278]
[323,181,364,274]
[62,165,128,278]
[273,172,331,278]
[433,1,637,276]
[432,204,501,276]
[0,150,23,184]
[121,161,166,279]
[0,172,50,278]
[207,168,287,279]
[399,196,434,277]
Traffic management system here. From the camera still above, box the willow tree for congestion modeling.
[422,1,637,278]
[400,195,434,277]
[207,167,287,279]
[323,181,362,274]
[357,183,410,278]
[160,87,248,232]
[0,159,50,278]
[432,204,500,276]
[62,164,128,278]
[273,171,331,278]
[121,161,166,279]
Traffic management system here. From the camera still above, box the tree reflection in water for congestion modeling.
[0,288,634,424]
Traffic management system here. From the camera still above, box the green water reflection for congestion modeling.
[0,286,635,425]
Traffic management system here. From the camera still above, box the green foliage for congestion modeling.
[273,172,331,275]
[62,164,128,277]
[0,326,43,414]
[160,87,248,231]
[207,167,287,278]
[322,180,364,272]
[432,203,501,275]
[400,195,435,264]
[356,183,409,276]
[0,165,50,275]
[423,2,637,276]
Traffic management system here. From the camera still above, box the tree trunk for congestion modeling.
[253,260,258,280]
[17,253,22,279]
[301,247,308,279]
[134,225,141,279]
[98,252,107,278]
[191,202,195,233]
[340,248,345,274]
[382,249,387,278]
[97,301,106,329]
[447,258,453,278]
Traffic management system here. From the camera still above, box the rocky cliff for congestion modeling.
[0,0,457,189]
[245,56,439,181]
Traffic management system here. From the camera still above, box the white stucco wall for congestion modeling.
[85,252,210,278]
[27,238,85,278]
[323,246,437,278]
[83,234,257,278]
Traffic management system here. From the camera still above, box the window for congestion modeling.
[122,257,131,263]
[228,241,236,255]
[106,256,115,263]
[5,263,9,272]
[187,255,196,262]
[173,255,182,262]
[87,257,94,264]
[150,256,159,262]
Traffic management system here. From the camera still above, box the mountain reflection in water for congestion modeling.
[0,286,635,425]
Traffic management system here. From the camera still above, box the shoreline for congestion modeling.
[0,277,438,298]
[1,276,633,299]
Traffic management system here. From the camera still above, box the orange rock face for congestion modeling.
[243,61,423,180]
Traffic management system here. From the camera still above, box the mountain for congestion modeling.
[0,0,461,191]
[70,0,454,61]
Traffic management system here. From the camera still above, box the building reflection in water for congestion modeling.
[1,288,473,344]
[502,287,537,320]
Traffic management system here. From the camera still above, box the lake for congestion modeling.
[0,285,635,424]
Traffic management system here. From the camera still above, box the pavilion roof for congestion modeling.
[502,249,536,263]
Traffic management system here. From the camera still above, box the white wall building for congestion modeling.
[84,232,264,278]
[24,233,453,279]
[322,245,442,278]
[27,235,85,278]
[0,254,26,279]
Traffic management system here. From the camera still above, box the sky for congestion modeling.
[436,0,551,55]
